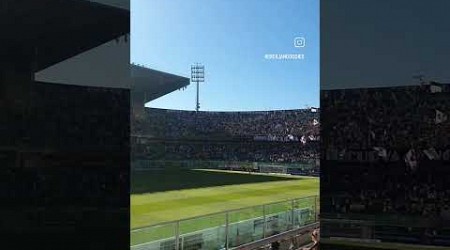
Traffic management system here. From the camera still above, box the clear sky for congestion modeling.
[321,0,450,90]
[131,0,319,111]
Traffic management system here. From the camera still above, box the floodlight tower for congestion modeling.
[191,63,205,112]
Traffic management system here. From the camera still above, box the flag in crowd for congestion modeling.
[405,148,418,171]
[300,136,307,144]
[429,82,443,93]
[373,147,388,160]
[423,147,439,160]
[435,109,448,124]
[313,119,319,126]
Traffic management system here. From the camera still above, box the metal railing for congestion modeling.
[131,195,319,250]
[321,215,450,247]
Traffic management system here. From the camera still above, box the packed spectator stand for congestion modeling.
[322,83,450,151]
[131,108,320,167]
[133,108,319,141]
[1,82,129,208]
[321,82,450,245]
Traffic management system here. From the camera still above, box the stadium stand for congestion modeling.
[0,82,129,204]
[133,140,318,163]
[133,108,319,140]
[321,83,450,246]
[0,1,133,248]
[131,108,320,175]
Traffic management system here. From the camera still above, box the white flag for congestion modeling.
[423,147,439,160]
[373,147,387,160]
[313,119,319,126]
[405,149,418,171]
[338,149,346,159]
[430,84,442,93]
[436,110,448,124]
[300,136,307,144]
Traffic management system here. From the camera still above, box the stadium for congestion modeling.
[130,87,320,249]
[130,1,321,248]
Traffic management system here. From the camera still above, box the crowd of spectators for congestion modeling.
[133,141,318,164]
[321,83,450,241]
[324,163,450,219]
[132,108,319,166]
[1,82,130,209]
[321,161,450,246]
[322,84,450,151]
[132,108,319,141]
[0,165,128,208]
[27,81,130,150]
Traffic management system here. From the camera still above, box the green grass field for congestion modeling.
[131,168,319,246]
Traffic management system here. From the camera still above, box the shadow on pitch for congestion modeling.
[131,169,300,194]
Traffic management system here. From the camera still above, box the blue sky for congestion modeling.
[131,0,319,111]
[321,0,450,90]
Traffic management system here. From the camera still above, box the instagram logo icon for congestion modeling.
[294,37,306,48]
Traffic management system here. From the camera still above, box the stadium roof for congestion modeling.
[131,65,190,103]
[3,0,187,104]
[88,0,129,10]
[1,0,129,72]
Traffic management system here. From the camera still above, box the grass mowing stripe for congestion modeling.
[132,181,315,213]
[132,178,317,204]
[132,195,317,229]
[132,180,318,206]
[131,180,318,227]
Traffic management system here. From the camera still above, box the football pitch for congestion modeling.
[131,168,319,246]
